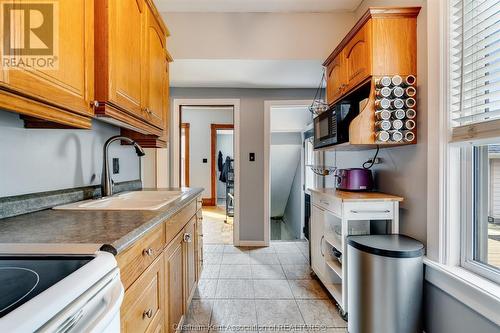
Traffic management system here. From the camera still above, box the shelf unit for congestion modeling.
[321,7,421,150]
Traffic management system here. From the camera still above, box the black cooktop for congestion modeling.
[0,256,93,318]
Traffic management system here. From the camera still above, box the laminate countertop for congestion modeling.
[0,187,203,255]
[309,188,404,202]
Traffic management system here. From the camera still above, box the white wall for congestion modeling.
[171,88,318,241]
[0,110,140,197]
[162,12,355,60]
[182,107,233,198]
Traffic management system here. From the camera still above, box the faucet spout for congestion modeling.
[101,135,145,197]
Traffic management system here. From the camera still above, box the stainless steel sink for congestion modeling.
[53,191,183,211]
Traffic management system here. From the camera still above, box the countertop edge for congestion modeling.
[308,188,404,202]
[109,187,203,254]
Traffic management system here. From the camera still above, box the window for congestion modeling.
[448,0,500,283]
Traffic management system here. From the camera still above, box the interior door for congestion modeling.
[4,0,94,117]
[109,0,144,117]
[145,6,166,129]
[311,204,325,277]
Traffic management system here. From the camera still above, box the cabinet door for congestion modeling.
[344,21,372,91]
[164,232,185,333]
[109,0,144,117]
[311,204,325,277]
[326,54,346,105]
[184,216,197,307]
[121,256,164,333]
[144,7,167,129]
[4,0,93,117]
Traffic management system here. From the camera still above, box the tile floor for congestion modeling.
[202,206,233,245]
[182,241,347,333]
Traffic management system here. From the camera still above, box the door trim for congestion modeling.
[181,123,190,187]
[264,100,312,246]
[172,98,241,245]
[211,124,234,207]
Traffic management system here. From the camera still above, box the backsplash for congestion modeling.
[0,110,140,197]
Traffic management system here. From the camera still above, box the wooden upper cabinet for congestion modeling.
[109,0,144,116]
[144,6,167,129]
[323,7,420,104]
[344,21,372,91]
[326,53,346,105]
[95,0,169,137]
[0,0,94,128]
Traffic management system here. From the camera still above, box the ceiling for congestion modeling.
[154,0,363,13]
[170,59,324,88]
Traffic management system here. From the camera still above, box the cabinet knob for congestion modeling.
[197,216,203,221]
[143,309,153,319]
[183,233,192,243]
[143,248,154,256]
[90,100,99,108]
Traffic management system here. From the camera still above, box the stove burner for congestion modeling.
[0,267,40,316]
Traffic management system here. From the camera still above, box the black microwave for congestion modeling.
[313,103,353,149]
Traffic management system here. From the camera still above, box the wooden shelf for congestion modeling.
[325,283,343,304]
[326,258,343,279]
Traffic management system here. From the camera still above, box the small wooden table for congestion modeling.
[308,188,404,316]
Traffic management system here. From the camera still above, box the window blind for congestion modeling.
[450,0,500,128]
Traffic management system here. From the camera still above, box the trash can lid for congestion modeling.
[347,234,424,258]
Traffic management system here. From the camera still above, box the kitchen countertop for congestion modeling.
[309,188,404,202]
[0,187,203,255]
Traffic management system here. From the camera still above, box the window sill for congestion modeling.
[424,258,500,326]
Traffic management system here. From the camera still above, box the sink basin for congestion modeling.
[53,191,183,211]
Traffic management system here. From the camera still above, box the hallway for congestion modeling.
[181,241,347,333]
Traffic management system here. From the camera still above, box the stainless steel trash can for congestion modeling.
[347,234,424,333]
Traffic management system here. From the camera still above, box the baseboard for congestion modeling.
[238,240,268,247]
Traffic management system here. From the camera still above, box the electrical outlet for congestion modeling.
[366,157,382,165]
[112,158,119,174]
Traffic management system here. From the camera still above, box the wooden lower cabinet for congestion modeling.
[119,196,203,333]
[164,232,185,333]
[121,256,164,333]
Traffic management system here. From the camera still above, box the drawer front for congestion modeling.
[343,201,394,220]
[121,256,164,333]
[118,223,165,290]
[312,193,342,215]
[165,200,196,245]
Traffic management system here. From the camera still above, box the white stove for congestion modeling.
[0,247,123,333]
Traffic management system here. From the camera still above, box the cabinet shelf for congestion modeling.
[324,233,342,252]
[326,259,343,279]
[325,283,343,304]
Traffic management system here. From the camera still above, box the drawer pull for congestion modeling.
[350,210,390,214]
[143,309,153,319]
[183,233,192,243]
[143,248,154,256]
[197,217,203,221]
[320,235,325,257]
[319,200,330,206]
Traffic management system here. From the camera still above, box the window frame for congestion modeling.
[459,145,500,284]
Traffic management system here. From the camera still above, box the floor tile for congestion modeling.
[215,279,254,299]
[194,279,218,299]
[223,245,250,254]
[281,265,312,280]
[253,280,294,299]
[204,253,223,265]
[271,242,303,254]
[288,280,329,299]
[255,300,305,325]
[222,253,250,265]
[248,253,280,265]
[250,264,285,279]
[204,244,225,253]
[219,265,252,279]
[277,252,308,265]
[210,299,257,327]
[200,265,221,279]
[296,300,347,328]
[247,246,275,254]
[184,300,213,327]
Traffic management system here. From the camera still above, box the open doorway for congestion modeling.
[177,104,237,245]
[264,100,313,243]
